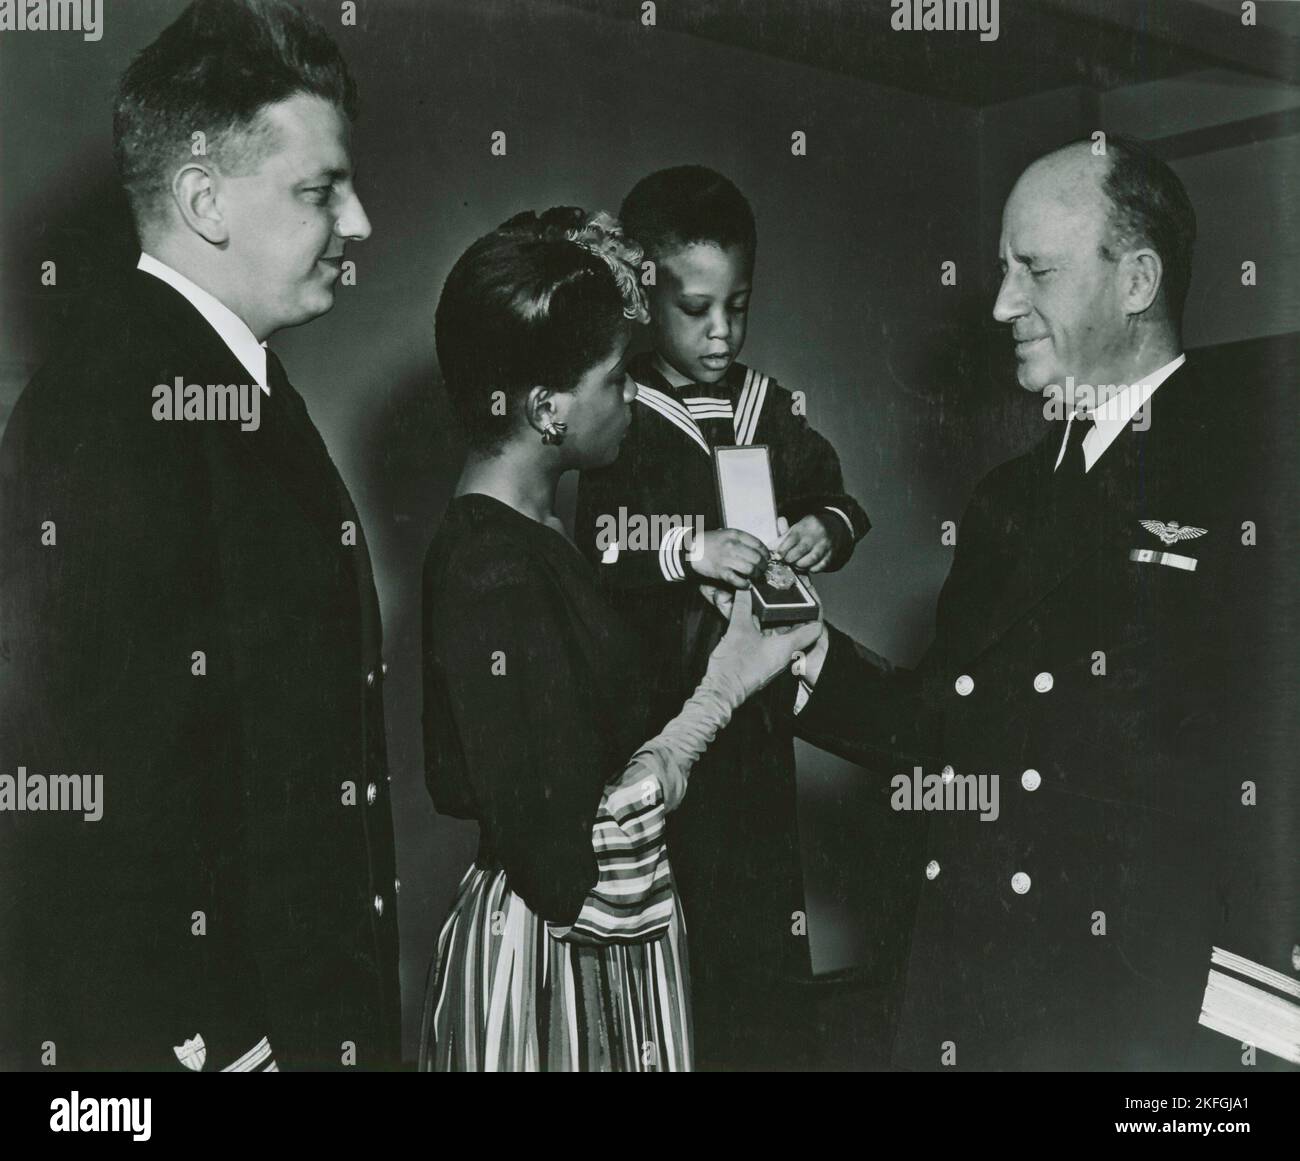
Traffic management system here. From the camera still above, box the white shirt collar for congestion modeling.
[137,252,270,395]
[1054,352,1186,473]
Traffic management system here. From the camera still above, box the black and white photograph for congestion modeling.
[0,0,1297,1136]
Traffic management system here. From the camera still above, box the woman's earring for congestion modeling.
[541,418,568,446]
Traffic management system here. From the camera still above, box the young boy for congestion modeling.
[575,166,870,1069]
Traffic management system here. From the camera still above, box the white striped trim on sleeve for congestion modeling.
[824,506,856,537]
[1198,946,1300,1064]
[221,1035,278,1072]
[658,523,689,582]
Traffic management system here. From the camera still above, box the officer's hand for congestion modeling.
[688,527,769,588]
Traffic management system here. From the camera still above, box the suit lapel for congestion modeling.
[130,272,350,563]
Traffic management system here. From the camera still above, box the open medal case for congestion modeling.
[713,444,821,627]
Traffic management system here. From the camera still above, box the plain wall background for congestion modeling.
[2,0,1296,1063]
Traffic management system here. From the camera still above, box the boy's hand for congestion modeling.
[776,514,835,572]
[688,528,769,588]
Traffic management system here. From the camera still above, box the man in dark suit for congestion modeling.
[794,136,1298,1070]
[0,0,399,1071]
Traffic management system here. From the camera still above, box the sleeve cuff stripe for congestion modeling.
[659,524,688,581]
[1199,971,1300,1064]
[824,506,856,536]
[1209,946,1300,999]
[221,1035,274,1072]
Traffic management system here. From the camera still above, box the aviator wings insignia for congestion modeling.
[1140,519,1207,547]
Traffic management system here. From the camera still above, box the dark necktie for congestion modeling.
[1058,413,1096,481]
[1037,411,1098,537]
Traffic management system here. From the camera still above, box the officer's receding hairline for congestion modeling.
[1014,142,1112,214]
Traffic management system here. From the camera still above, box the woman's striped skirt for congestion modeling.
[419,862,693,1071]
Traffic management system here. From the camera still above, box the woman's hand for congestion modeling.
[705,588,823,702]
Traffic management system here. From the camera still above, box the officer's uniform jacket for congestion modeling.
[797,359,1298,1070]
[0,265,401,1071]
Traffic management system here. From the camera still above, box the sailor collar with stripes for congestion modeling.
[633,353,771,454]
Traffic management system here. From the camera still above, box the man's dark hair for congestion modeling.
[1095,135,1197,324]
[619,165,757,263]
[113,0,358,228]
[435,207,644,453]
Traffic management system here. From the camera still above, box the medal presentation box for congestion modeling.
[713,445,820,627]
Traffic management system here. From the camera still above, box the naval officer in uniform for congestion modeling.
[792,136,1298,1070]
[0,0,400,1070]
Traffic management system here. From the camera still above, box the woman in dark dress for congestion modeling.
[419,208,819,1071]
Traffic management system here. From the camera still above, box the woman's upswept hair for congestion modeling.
[435,207,648,451]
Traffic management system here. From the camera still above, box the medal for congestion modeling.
[765,557,796,591]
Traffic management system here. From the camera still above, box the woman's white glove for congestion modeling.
[631,586,823,819]
[702,587,823,704]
